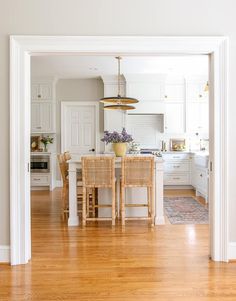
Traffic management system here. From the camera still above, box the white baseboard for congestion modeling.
[228,242,236,260]
[0,245,10,263]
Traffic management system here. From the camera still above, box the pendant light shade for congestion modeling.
[104,104,136,110]
[100,57,139,110]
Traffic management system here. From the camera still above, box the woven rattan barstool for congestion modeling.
[57,152,95,220]
[81,156,116,226]
[120,156,155,226]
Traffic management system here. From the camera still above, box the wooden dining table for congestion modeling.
[68,154,165,226]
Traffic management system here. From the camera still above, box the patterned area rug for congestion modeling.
[164,197,209,224]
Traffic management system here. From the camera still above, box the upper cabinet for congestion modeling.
[186,82,208,101]
[31,82,53,101]
[126,74,165,101]
[31,79,56,133]
[186,78,209,135]
[164,82,185,102]
[165,103,185,134]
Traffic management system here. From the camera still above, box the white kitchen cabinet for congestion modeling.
[163,153,191,186]
[31,79,55,133]
[186,101,208,134]
[31,82,53,101]
[31,173,50,186]
[164,103,185,134]
[191,154,209,202]
[164,83,185,102]
[31,102,54,133]
[186,82,208,102]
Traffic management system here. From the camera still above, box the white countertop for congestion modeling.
[68,153,164,163]
[162,151,209,157]
[31,152,51,155]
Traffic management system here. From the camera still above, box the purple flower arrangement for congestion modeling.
[101,128,133,144]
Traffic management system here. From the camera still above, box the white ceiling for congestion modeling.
[31,55,208,79]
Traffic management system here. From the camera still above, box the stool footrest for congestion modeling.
[125,203,148,207]
[125,216,152,220]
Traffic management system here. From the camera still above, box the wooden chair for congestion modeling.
[57,153,95,220]
[81,156,116,226]
[120,156,155,226]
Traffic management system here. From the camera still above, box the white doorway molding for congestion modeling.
[10,36,228,265]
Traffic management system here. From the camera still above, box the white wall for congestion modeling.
[1,0,236,246]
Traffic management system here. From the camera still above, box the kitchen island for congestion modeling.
[68,154,165,226]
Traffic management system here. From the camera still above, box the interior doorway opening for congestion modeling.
[10,36,228,265]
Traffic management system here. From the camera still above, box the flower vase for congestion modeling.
[113,143,127,157]
[43,144,48,152]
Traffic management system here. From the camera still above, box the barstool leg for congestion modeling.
[121,186,125,226]
[92,188,96,218]
[151,185,155,227]
[112,184,116,226]
[82,187,87,226]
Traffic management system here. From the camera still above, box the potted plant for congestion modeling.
[101,128,133,157]
[40,136,54,152]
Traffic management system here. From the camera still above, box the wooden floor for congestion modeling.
[1,188,236,301]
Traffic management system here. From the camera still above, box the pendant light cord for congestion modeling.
[116,56,121,97]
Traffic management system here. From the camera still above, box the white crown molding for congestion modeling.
[10,35,229,265]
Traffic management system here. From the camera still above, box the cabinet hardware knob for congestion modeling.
[173,177,180,180]
[199,94,202,98]
[164,95,168,98]
[200,174,203,177]
[89,148,95,152]
[174,165,180,168]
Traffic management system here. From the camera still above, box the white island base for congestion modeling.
[68,155,165,226]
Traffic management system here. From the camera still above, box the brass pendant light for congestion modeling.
[100,56,139,110]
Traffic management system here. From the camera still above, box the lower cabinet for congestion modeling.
[163,153,191,185]
[192,166,208,201]
[31,173,50,187]
[163,152,209,201]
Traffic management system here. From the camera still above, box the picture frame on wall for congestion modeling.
[31,136,41,152]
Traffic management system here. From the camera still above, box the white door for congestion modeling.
[61,102,98,154]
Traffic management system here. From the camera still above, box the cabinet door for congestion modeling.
[164,84,185,101]
[31,84,40,101]
[40,103,53,132]
[165,103,185,134]
[39,83,52,100]
[187,82,208,101]
[31,102,54,133]
[31,103,42,132]
[187,102,208,134]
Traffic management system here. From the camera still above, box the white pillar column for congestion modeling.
[155,160,165,225]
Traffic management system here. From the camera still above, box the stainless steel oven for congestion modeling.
[31,155,50,173]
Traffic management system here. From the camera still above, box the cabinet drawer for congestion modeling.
[31,174,50,186]
[163,153,190,161]
[164,173,191,185]
[164,162,190,172]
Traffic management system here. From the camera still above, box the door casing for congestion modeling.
[10,36,229,265]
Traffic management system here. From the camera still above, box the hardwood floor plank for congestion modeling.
[0,188,235,300]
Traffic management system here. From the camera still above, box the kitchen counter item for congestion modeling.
[170,138,186,151]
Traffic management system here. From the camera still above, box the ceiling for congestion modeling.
[31,55,208,79]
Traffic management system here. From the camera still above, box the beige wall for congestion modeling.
[1,0,236,245]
